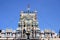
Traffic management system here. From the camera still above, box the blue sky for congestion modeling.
[0,0,60,33]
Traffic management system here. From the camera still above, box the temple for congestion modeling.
[0,6,60,40]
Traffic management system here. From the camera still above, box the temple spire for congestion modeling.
[27,4,30,11]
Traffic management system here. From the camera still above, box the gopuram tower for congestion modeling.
[16,5,40,40]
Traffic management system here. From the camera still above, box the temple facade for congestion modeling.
[0,6,60,40]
